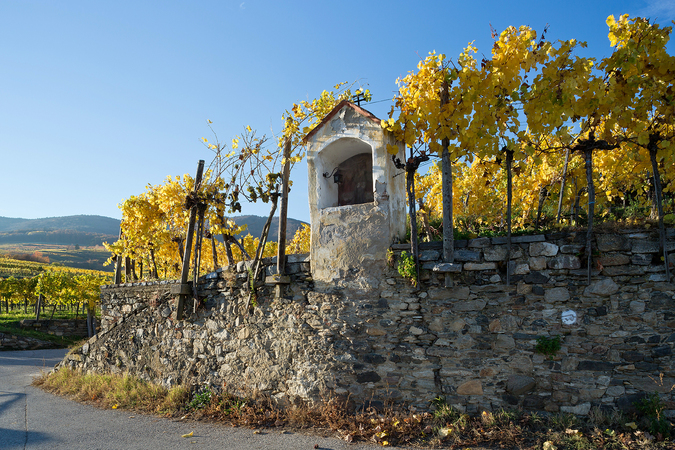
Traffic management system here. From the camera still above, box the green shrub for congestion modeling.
[535,335,561,359]
[397,251,417,286]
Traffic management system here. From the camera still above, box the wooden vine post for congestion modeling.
[441,79,454,288]
[393,148,429,286]
[648,139,670,281]
[174,160,205,320]
[274,137,292,298]
[583,146,595,285]
[113,226,123,284]
[192,202,207,312]
[556,149,570,223]
[505,148,514,286]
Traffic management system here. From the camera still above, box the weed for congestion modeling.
[33,367,188,413]
[36,368,672,449]
[187,386,213,411]
[535,335,562,359]
[386,249,395,268]
[587,406,624,429]
[431,396,461,424]
[549,412,579,431]
[247,267,257,307]
[559,430,594,450]
[493,408,520,426]
[397,251,417,286]
[635,392,671,437]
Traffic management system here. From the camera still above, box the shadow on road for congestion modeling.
[0,391,26,417]
[0,427,55,449]
[0,349,67,367]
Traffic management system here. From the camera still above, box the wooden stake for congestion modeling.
[441,80,454,265]
[584,147,595,285]
[649,142,670,281]
[114,227,123,284]
[556,148,570,223]
[506,149,513,287]
[176,160,205,320]
[275,138,292,298]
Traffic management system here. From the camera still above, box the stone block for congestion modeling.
[463,262,497,271]
[584,278,619,296]
[409,326,424,335]
[509,355,534,374]
[484,246,508,261]
[454,299,487,312]
[545,287,570,302]
[548,255,581,270]
[622,351,644,362]
[454,334,475,349]
[432,263,462,273]
[454,249,481,262]
[468,237,491,248]
[529,256,547,271]
[577,361,615,371]
[428,286,470,300]
[605,385,625,397]
[560,402,591,415]
[530,242,559,257]
[649,273,669,282]
[493,334,515,351]
[597,253,631,266]
[523,271,550,284]
[506,375,536,395]
[632,240,659,253]
[560,244,584,254]
[419,250,440,261]
[509,262,530,275]
[629,301,645,314]
[512,235,545,243]
[456,379,483,395]
[597,234,630,252]
[602,265,644,276]
[652,345,672,358]
[631,253,652,265]
[356,371,381,383]
[561,357,579,373]
[449,319,466,331]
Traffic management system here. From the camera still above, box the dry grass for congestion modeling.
[33,367,188,414]
[35,369,673,449]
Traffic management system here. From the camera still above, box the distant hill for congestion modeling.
[0,214,307,246]
[0,215,120,246]
[0,215,121,235]
[230,215,308,241]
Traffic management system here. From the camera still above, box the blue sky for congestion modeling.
[1,0,673,223]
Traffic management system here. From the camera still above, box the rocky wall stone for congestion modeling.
[60,232,675,417]
[20,319,92,337]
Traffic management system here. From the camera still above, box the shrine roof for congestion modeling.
[302,100,381,143]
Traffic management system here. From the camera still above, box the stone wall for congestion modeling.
[0,332,61,350]
[61,229,675,417]
[20,319,92,338]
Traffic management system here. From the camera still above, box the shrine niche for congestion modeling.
[336,153,374,207]
[304,100,406,287]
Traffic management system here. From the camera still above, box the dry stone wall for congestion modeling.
[20,319,92,338]
[61,229,675,417]
[0,332,61,350]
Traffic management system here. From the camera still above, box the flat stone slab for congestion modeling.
[432,263,462,273]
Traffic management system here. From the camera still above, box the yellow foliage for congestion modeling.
[287,224,310,254]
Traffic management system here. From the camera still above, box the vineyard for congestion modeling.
[104,14,675,286]
[0,254,110,336]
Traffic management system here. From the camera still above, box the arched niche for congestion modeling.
[317,137,373,209]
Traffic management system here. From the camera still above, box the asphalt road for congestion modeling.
[0,349,396,450]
